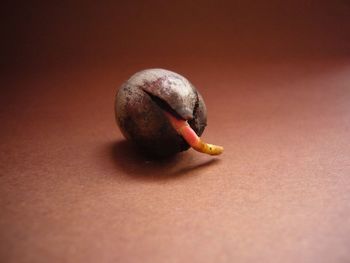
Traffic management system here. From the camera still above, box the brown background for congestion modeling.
[1,1,350,263]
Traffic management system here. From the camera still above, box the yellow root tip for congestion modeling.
[195,141,224,155]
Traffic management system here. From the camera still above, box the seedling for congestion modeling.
[115,68,223,157]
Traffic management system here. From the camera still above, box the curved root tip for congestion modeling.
[164,112,223,156]
[199,142,224,155]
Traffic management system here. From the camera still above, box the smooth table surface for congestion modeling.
[1,58,350,263]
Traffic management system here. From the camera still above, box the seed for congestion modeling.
[115,68,223,157]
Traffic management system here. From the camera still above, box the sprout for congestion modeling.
[164,112,223,155]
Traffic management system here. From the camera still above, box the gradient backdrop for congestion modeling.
[1,1,350,263]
